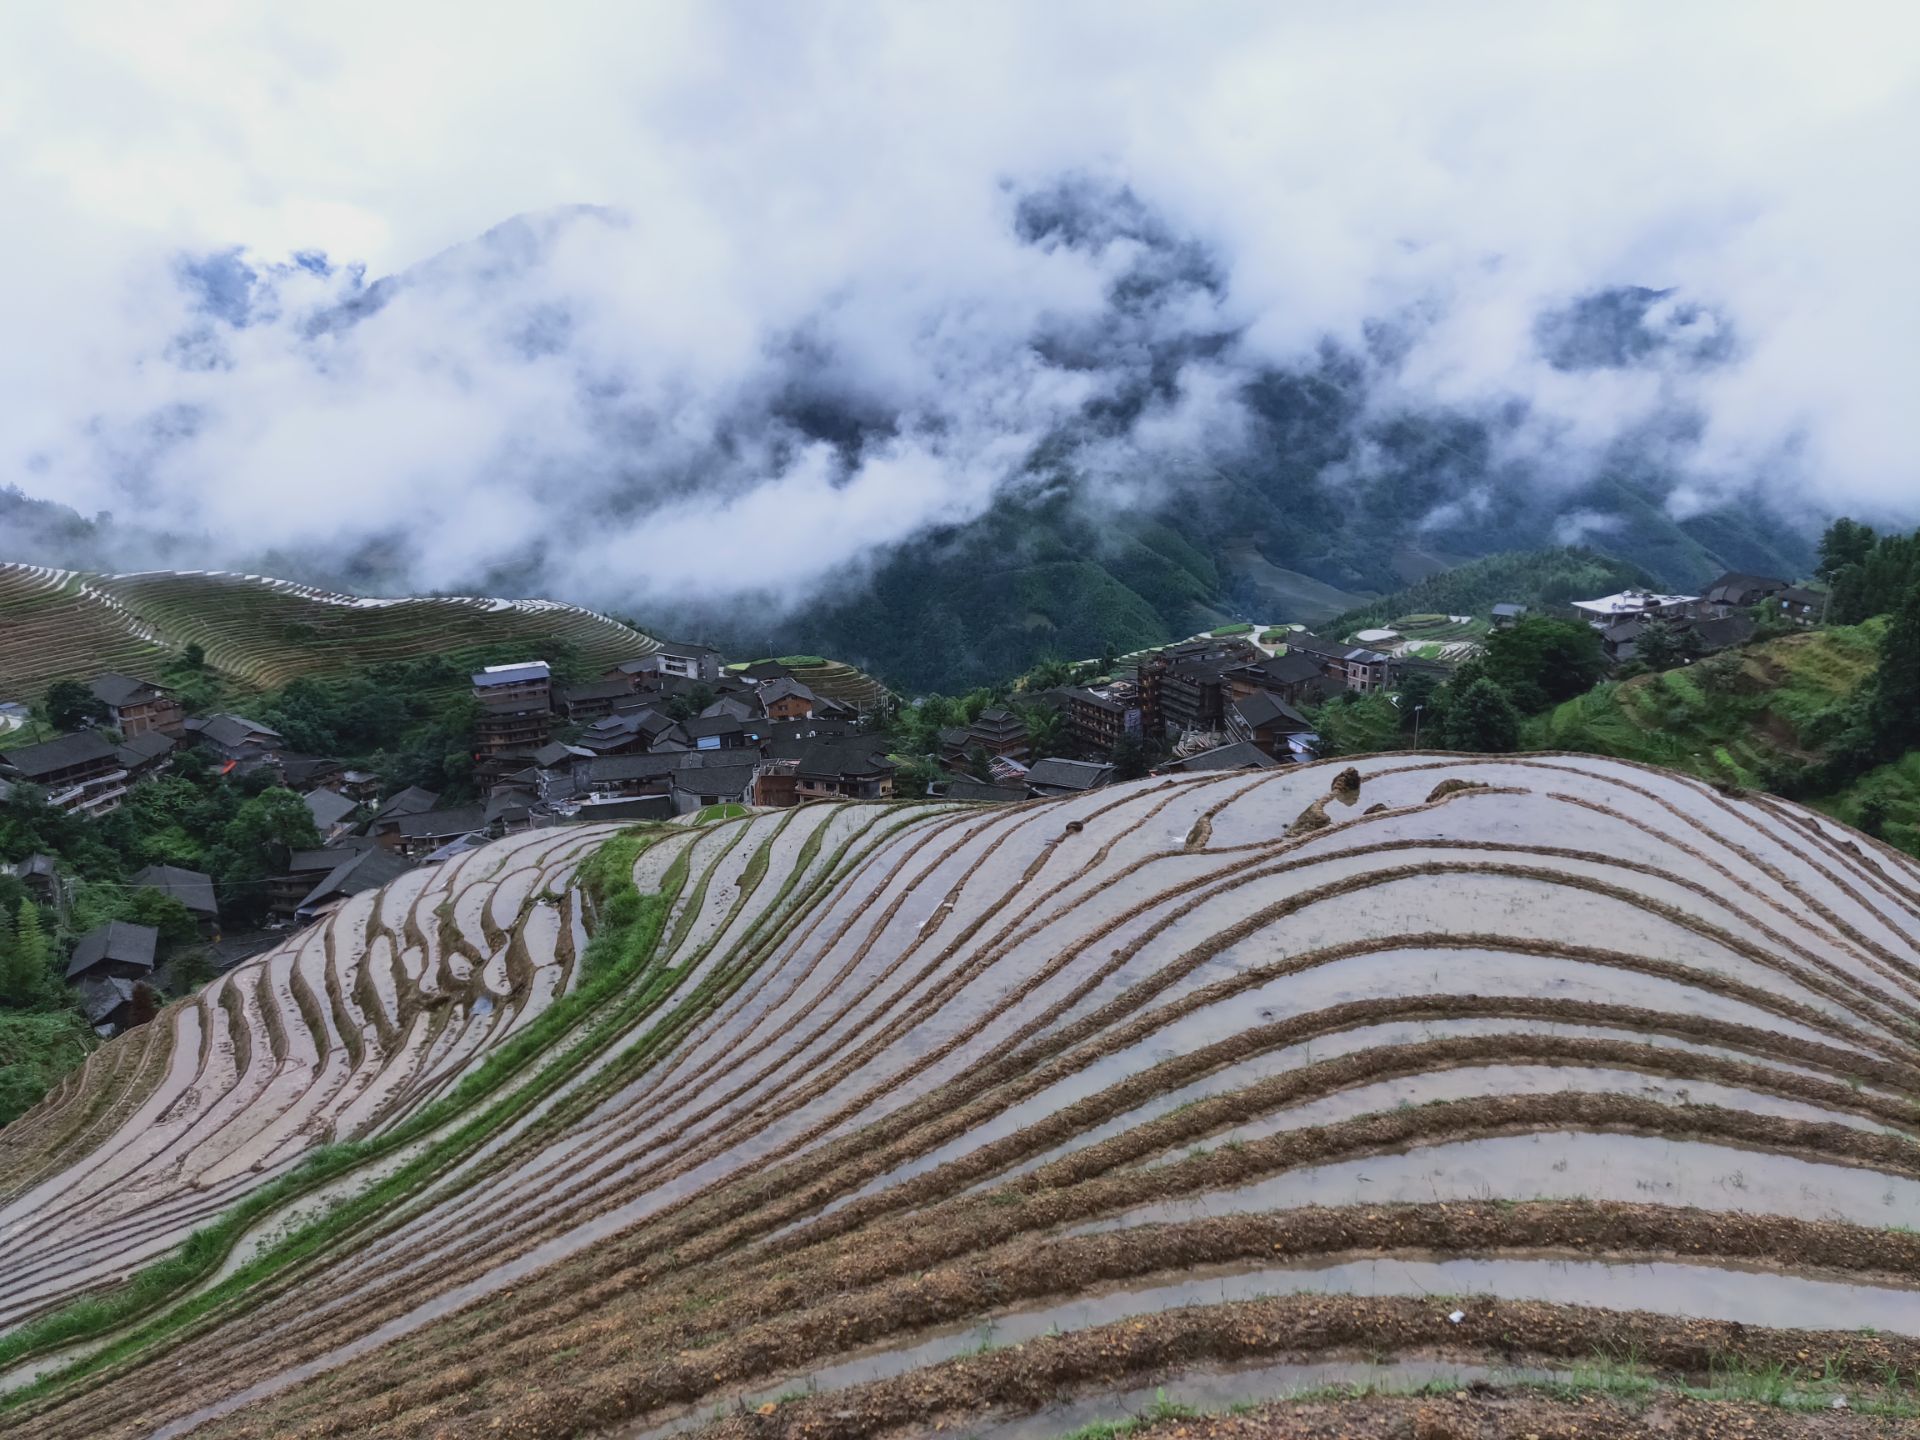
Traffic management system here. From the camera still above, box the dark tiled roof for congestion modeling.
[190,713,282,749]
[763,719,855,744]
[89,673,167,708]
[299,847,415,912]
[278,754,341,787]
[471,661,551,688]
[568,793,676,821]
[670,764,757,799]
[560,679,635,704]
[2,731,119,778]
[1233,690,1312,733]
[1165,740,1280,773]
[303,789,358,830]
[766,737,897,780]
[116,731,177,764]
[67,921,159,980]
[1025,758,1114,792]
[392,807,488,839]
[287,841,370,875]
[371,786,440,823]
[760,677,816,705]
[1703,572,1786,606]
[1065,687,1124,714]
[130,864,218,917]
[79,976,139,1025]
[1235,651,1325,687]
[1692,614,1757,651]
[942,779,1028,803]
[484,787,537,826]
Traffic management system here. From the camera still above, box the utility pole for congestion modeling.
[1413,705,1425,748]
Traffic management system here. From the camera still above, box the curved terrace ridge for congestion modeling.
[2,754,1918,1438]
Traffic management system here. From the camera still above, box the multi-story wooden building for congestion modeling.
[965,708,1030,761]
[0,733,129,815]
[1062,684,1140,754]
[1137,638,1259,739]
[471,661,553,760]
[89,674,187,738]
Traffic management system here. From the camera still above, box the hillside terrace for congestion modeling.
[1,639,899,1040]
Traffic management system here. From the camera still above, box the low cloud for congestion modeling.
[2,1,1917,610]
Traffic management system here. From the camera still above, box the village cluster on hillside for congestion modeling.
[930,567,1815,800]
[0,643,896,1034]
[0,566,1817,1038]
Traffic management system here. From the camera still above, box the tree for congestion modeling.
[1110,731,1150,781]
[203,788,322,925]
[1470,617,1608,713]
[1309,693,1404,758]
[43,680,106,732]
[126,888,202,949]
[1869,578,1920,760]
[1697,649,1747,696]
[1856,794,1891,839]
[0,906,18,1008]
[1817,517,1877,583]
[3,900,54,1008]
[1636,620,1684,672]
[1016,703,1065,759]
[1020,656,1076,691]
[1445,679,1521,753]
[1395,671,1443,735]
[662,683,717,724]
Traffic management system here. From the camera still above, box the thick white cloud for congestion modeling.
[1,0,1916,606]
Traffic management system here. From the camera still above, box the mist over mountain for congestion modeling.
[2,3,1913,685]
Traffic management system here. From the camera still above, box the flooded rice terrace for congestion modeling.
[6,756,1920,1439]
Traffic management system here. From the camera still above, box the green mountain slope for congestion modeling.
[1526,621,1884,787]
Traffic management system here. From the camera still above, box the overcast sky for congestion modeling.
[1,1,1916,604]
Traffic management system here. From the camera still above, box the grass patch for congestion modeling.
[0,1008,97,1127]
[1208,622,1254,637]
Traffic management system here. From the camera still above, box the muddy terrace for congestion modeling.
[2,754,1919,1438]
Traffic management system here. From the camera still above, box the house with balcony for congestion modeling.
[0,732,129,815]
[88,673,187,738]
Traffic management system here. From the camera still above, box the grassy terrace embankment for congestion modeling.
[2,759,1918,1438]
[1528,619,1882,784]
[0,564,663,696]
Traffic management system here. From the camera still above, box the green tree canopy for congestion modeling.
[1635,619,1686,672]
[1465,617,1608,713]
[1817,517,1877,583]
[1869,578,1920,760]
[3,899,56,1008]
[1445,678,1522,753]
[203,788,322,926]
[43,680,107,733]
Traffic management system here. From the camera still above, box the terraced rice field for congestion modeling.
[0,564,660,695]
[4,756,1920,1437]
[0,567,172,696]
[730,657,893,709]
